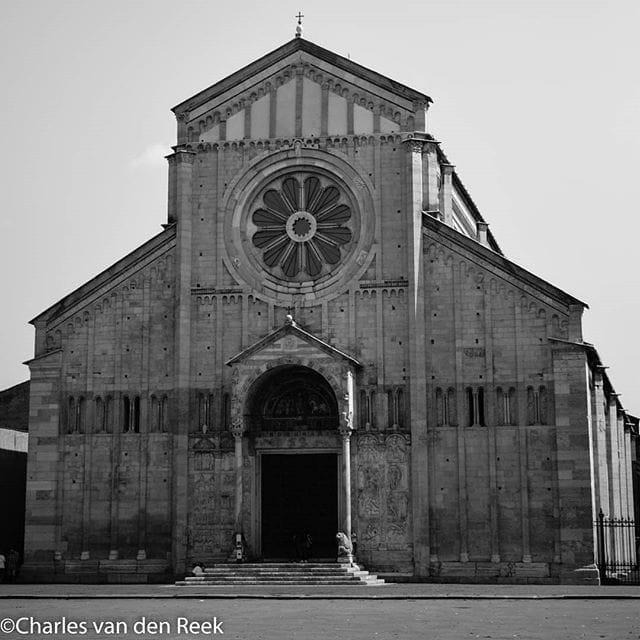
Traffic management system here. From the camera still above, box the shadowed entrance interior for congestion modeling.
[261,453,338,558]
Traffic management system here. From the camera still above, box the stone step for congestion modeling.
[177,561,384,586]
[177,576,384,584]
[185,573,361,579]
[203,563,343,569]
[176,581,385,586]
[202,568,352,574]
[196,575,357,580]
[181,578,360,584]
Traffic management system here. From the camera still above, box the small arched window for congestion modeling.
[77,397,86,433]
[387,389,394,428]
[526,385,548,425]
[133,396,140,433]
[67,397,76,434]
[123,396,131,432]
[95,397,104,433]
[360,389,372,429]
[396,389,404,428]
[104,395,113,433]
[161,395,169,432]
[495,387,505,425]
[222,393,230,430]
[508,387,517,425]
[435,388,444,427]
[447,388,457,426]
[466,387,485,426]
[526,386,536,425]
[466,387,474,427]
[150,395,159,432]
[539,386,548,425]
[369,390,376,429]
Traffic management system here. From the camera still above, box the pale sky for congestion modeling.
[2,0,639,414]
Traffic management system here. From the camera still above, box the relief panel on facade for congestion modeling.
[355,433,411,555]
[187,441,236,558]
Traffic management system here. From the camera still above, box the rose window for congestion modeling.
[251,175,353,278]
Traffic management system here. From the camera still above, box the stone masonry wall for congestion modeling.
[24,250,176,573]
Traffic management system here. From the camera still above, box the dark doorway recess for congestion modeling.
[261,453,338,559]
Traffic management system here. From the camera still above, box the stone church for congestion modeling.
[23,34,636,583]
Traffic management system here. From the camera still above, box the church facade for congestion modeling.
[23,37,636,583]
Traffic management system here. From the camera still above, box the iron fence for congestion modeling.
[595,510,640,584]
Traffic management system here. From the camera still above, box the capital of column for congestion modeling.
[230,418,244,439]
[423,139,439,153]
[339,411,353,439]
[166,147,197,166]
[404,138,424,154]
[441,163,455,175]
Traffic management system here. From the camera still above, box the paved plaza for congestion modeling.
[1,586,639,640]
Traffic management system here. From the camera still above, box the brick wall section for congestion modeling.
[0,381,30,431]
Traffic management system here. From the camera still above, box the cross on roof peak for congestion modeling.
[295,11,304,38]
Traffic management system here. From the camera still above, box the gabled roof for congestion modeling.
[173,37,431,115]
[225,317,361,367]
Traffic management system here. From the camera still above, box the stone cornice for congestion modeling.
[23,348,62,368]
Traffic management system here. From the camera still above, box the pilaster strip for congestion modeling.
[515,302,531,562]
[80,312,95,555]
[295,69,304,138]
[321,84,329,136]
[244,102,251,139]
[269,88,277,139]
[138,274,152,554]
[484,287,499,562]
[453,260,468,562]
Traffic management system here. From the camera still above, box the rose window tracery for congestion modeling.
[251,175,353,279]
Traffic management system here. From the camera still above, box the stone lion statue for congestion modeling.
[336,531,353,557]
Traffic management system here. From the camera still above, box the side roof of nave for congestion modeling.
[29,225,176,330]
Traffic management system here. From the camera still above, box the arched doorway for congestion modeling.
[247,365,340,559]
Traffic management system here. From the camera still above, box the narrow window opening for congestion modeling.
[123,396,131,432]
